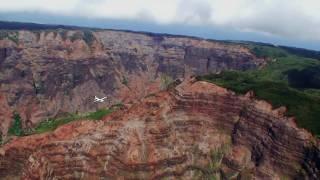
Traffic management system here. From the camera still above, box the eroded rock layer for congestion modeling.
[0,29,265,137]
[0,80,318,179]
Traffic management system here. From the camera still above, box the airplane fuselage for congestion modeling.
[94,96,107,103]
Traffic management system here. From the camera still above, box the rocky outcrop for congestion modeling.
[0,94,12,140]
[0,79,318,179]
[174,80,319,179]
[0,29,265,137]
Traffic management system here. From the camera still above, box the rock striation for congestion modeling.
[0,29,265,138]
[0,79,318,179]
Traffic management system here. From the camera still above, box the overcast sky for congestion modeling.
[0,0,319,50]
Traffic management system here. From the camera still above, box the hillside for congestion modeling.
[1,79,319,179]
[0,23,265,140]
[0,21,319,179]
[198,45,320,136]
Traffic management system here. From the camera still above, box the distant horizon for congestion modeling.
[0,0,319,51]
[0,12,319,51]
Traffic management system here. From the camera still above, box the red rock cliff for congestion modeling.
[0,30,266,138]
[0,79,318,179]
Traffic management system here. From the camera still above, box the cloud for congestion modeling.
[176,0,213,25]
[227,0,320,40]
[0,0,319,40]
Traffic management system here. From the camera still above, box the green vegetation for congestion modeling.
[85,108,113,120]
[8,112,23,136]
[209,146,227,171]
[70,30,96,46]
[198,44,320,136]
[33,108,113,134]
[122,76,129,86]
[0,31,9,39]
[204,144,231,180]
[0,31,19,44]
[70,31,83,42]
[280,175,290,180]
[28,29,94,44]
[160,74,174,90]
[82,30,96,46]
[6,107,116,137]
[250,45,288,58]
[34,113,80,134]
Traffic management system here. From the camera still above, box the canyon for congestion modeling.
[0,29,264,138]
[0,26,319,179]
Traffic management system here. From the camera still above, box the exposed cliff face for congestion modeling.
[0,29,265,137]
[0,95,12,139]
[0,79,318,179]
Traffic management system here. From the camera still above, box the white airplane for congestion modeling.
[94,96,107,103]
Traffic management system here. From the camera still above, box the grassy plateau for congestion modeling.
[33,108,113,134]
[197,44,320,136]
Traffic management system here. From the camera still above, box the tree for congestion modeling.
[8,112,23,136]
